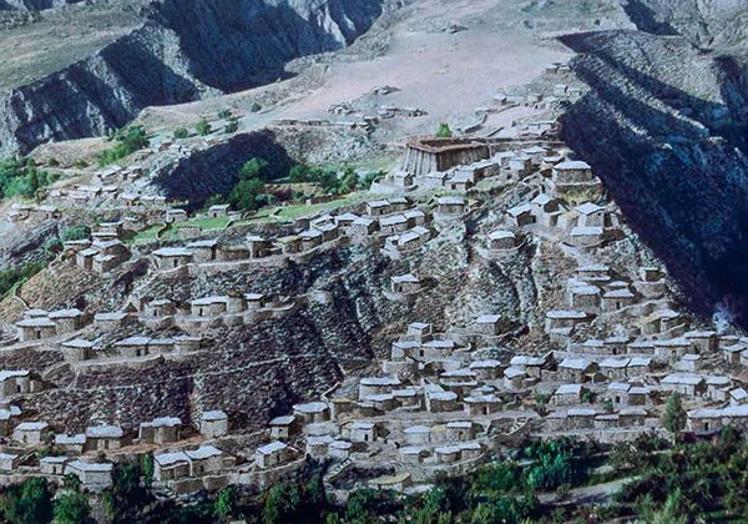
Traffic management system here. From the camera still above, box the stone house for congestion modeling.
[139,417,182,444]
[464,394,503,416]
[255,441,291,469]
[66,460,114,492]
[506,204,535,227]
[153,247,193,272]
[16,317,57,341]
[436,196,466,217]
[186,445,224,476]
[403,425,431,445]
[469,360,503,381]
[569,226,604,248]
[531,193,561,227]
[602,288,637,311]
[575,202,605,227]
[208,204,230,218]
[426,391,460,413]
[200,410,229,438]
[474,314,506,336]
[599,358,629,380]
[154,451,191,482]
[684,331,718,353]
[487,230,517,250]
[55,434,86,455]
[558,358,598,383]
[94,311,130,330]
[0,453,19,472]
[13,421,51,446]
[114,336,151,358]
[0,370,33,400]
[61,338,95,362]
[660,373,706,397]
[349,421,378,444]
[446,420,476,441]
[40,456,69,475]
[292,402,330,424]
[85,425,124,451]
[552,384,584,406]
[391,274,421,294]
[48,309,84,334]
[187,240,220,263]
[269,415,299,440]
[568,285,601,312]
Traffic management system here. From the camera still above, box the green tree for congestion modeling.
[173,127,189,139]
[96,126,150,166]
[213,487,235,520]
[53,491,89,524]
[141,453,154,489]
[195,119,212,136]
[224,119,239,134]
[436,123,452,138]
[250,102,262,113]
[0,477,53,524]
[239,157,269,180]
[217,109,232,119]
[60,225,91,242]
[662,392,686,439]
[229,177,266,211]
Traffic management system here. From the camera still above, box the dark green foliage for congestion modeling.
[262,475,331,524]
[0,158,57,200]
[103,460,153,522]
[287,163,366,195]
[195,118,212,136]
[250,102,262,112]
[52,491,89,524]
[217,109,232,119]
[224,119,239,134]
[0,477,53,524]
[213,486,236,520]
[436,123,452,138]
[173,127,189,139]
[60,225,91,242]
[662,392,687,436]
[44,237,63,256]
[0,262,46,297]
[96,126,149,166]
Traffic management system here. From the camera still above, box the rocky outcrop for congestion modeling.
[0,0,384,156]
[0,0,82,10]
[559,29,748,326]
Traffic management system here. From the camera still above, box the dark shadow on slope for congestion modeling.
[558,31,748,326]
[153,0,384,93]
[620,0,678,36]
[154,130,296,209]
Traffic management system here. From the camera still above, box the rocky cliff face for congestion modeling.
[559,28,748,326]
[0,0,82,10]
[0,0,384,156]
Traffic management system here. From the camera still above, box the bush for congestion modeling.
[0,262,46,297]
[195,119,212,136]
[53,491,89,524]
[0,158,57,200]
[217,109,232,119]
[250,102,262,113]
[224,119,239,134]
[436,122,453,138]
[0,477,53,524]
[60,225,91,242]
[96,126,150,166]
[173,127,189,139]
[229,177,266,211]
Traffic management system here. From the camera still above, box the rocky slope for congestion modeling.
[0,0,384,156]
[559,27,748,326]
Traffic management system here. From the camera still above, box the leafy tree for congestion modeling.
[173,127,189,139]
[662,393,686,438]
[213,487,235,520]
[96,126,149,166]
[0,477,53,524]
[195,119,212,136]
[436,123,452,138]
[52,491,89,524]
[224,119,239,134]
[239,157,269,179]
[229,177,265,211]
[0,158,57,200]
[60,225,91,242]
[141,453,154,489]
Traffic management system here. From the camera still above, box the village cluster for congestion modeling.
[0,63,744,501]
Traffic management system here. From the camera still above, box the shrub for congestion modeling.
[250,102,262,112]
[96,126,150,166]
[173,127,189,139]
[0,477,53,524]
[217,109,232,119]
[224,119,239,134]
[0,158,57,200]
[60,225,91,242]
[53,491,90,524]
[195,118,212,136]
[436,122,453,137]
